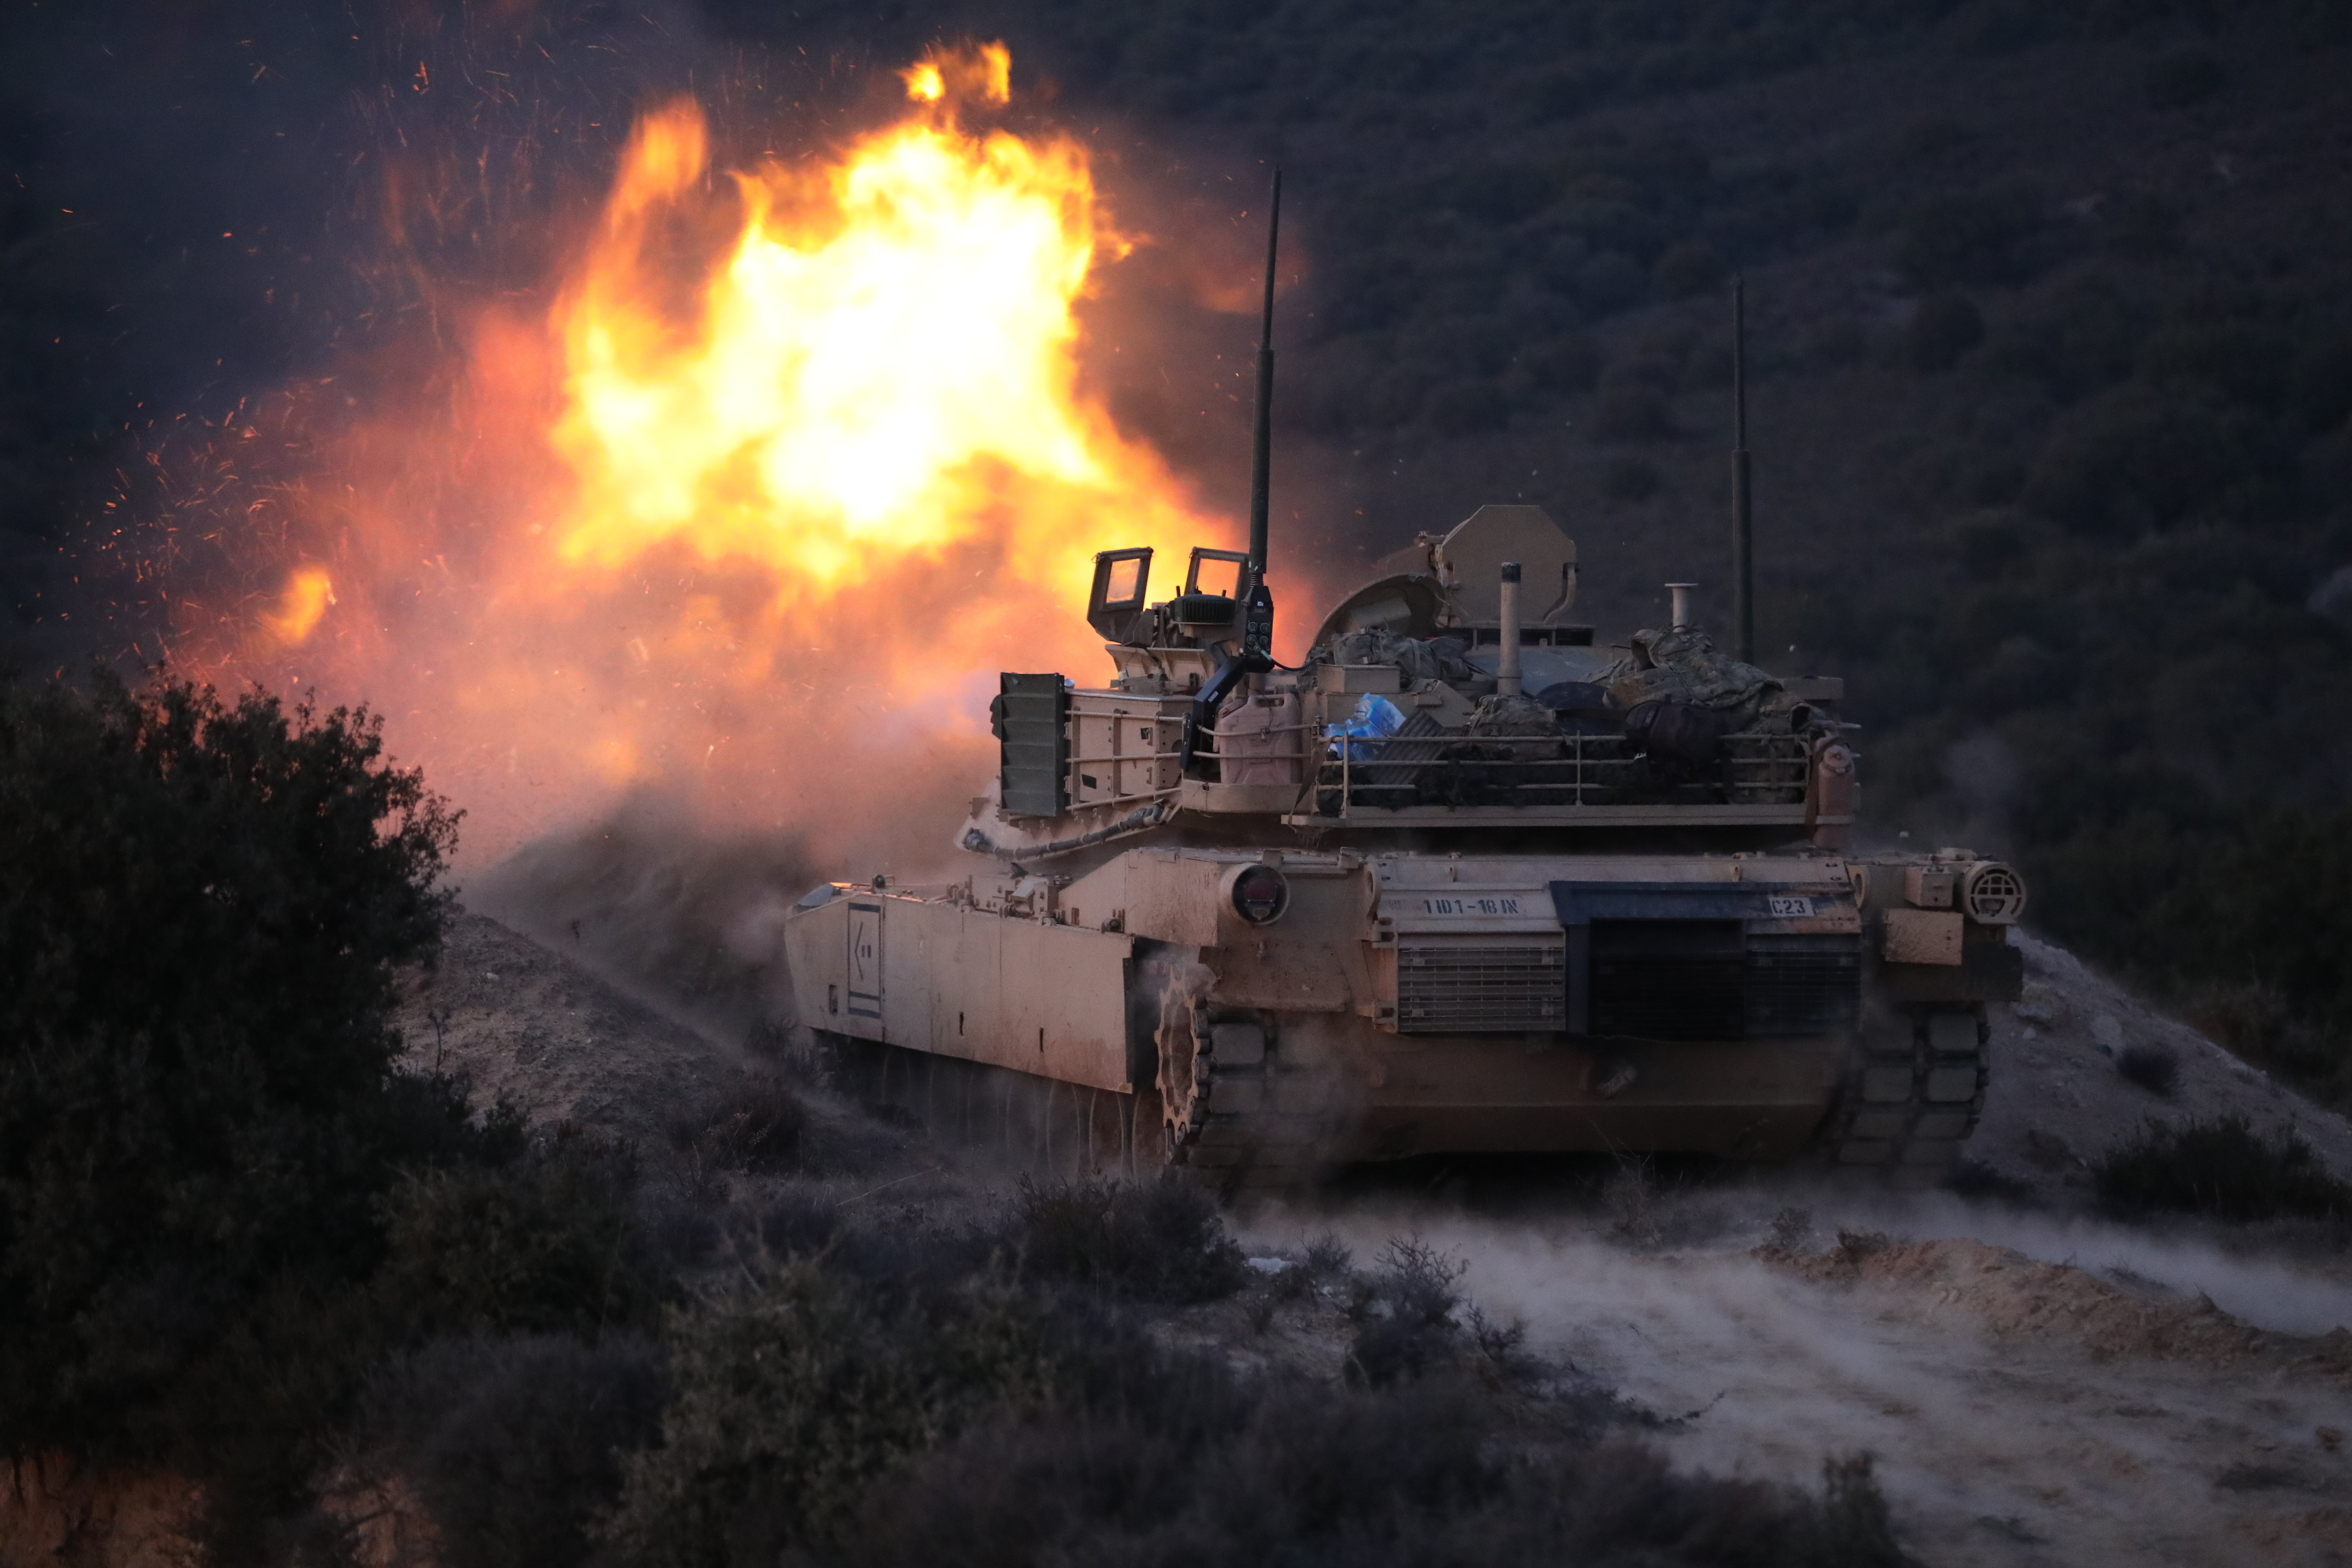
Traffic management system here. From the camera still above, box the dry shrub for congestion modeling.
[1348,1238,1469,1388]
[849,1381,1907,1568]
[2094,1115,2352,1222]
[673,1073,806,1174]
[1008,1178,1247,1304]
[2115,1042,2180,1097]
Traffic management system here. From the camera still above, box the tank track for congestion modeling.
[1815,1005,1990,1179]
[1159,1001,1328,1192]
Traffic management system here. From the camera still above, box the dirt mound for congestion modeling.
[1767,1231,2352,1376]
[1970,934,2352,1207]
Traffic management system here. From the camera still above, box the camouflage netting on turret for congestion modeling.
[1311,628,1475,684]
[1465,692,1558,735]
[1462,692,1560,761]
[1601,628,1785,730]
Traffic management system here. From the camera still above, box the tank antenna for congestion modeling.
[1238,169,1281,664]
[1730,274,1755,663]
[1247,168,1281,591]
[1181,171,1282,770]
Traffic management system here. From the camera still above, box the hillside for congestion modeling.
[4,0,2350,1092]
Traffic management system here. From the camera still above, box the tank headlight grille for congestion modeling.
[1961,862,2026,924]
[1397,941,1566,1032]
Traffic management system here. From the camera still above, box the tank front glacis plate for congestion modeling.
[1359,853,1857,1037]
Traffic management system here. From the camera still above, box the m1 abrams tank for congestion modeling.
[782,184,2025,1190]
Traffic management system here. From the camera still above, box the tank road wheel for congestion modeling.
[1816,1007,1990,1182]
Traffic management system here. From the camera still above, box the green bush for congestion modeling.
[2144,47,2225,111]
[1527,332,1601,395]
[1895,183,2042,288]
[351,1334,666,1568]
[1595,383,1676,442]
[1907,292,1984,373]
[2021,383,2282,536]
[1601,454,1663,502]
[374,1122,668,1341]
[0,671,463,1476]
[1653,240,1726,299]
[1424,377,1513,435]
[2093,1115,2352,1221]
[606,1261,1079,1566]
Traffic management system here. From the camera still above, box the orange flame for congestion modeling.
[548,81,1171,601]
[261,566,335,646]
[900,41,1011,107]
[192,45,1237,866]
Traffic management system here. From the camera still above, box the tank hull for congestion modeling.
[785,847,2009,1186]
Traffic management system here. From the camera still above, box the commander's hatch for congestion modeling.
[1087,544,1255,647]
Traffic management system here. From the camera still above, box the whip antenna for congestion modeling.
[1731,274,1755,663]
[1239,168,1280,661]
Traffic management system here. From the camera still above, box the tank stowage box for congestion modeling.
[784,503,2024,1190]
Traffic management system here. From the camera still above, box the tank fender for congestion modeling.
[1850,854,2028,1004]
[784,889,1138,1091]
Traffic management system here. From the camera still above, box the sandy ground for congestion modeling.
[397,911,2352,1567]
[1216,1196,2352,1568]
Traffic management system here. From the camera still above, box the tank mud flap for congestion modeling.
[1815,1007,1989,1181]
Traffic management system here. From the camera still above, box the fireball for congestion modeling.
[227,44,1234,863]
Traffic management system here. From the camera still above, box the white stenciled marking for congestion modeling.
[1417,896,1526,916]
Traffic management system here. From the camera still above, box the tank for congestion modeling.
[781,188,2026,1190]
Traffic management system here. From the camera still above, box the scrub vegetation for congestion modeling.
[2093,1113,2352,1221]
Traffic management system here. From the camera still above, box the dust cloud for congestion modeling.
[465,790,816,1042]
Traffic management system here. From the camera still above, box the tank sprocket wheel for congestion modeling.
[1815,1006,1990,1181]
[1155,1001,1210,1159]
